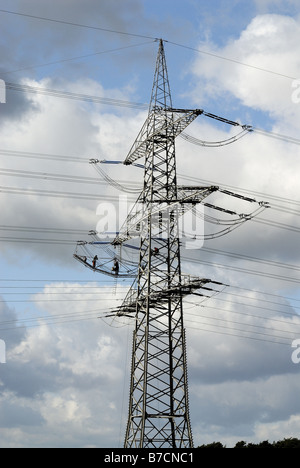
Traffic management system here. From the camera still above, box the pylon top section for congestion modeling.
[149,39,172,111]
[123,40,202,167]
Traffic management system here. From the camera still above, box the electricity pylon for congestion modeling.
[115,39,220,449]
[74,38,269,449]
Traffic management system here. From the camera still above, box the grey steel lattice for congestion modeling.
[73,38,270,449]
[117,39,217,448]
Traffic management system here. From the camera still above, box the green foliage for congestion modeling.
[198,438,300,448]
[273,438,300,449]
[198,441,225,449]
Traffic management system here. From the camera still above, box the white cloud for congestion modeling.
[0,75,145,263]
[191,372,300,446]
[254,0,300,14]
[0,283,131,447]
[1,5,300,448]
[190,14,300,124]
[175,13,300,446]
[255,413,300,443]
[1,279,298,447]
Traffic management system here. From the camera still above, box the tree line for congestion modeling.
[198,438,300,448]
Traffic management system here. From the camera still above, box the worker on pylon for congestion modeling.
[92,255,98,269]
[112,258,120,274]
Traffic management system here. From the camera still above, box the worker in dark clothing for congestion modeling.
[112,258,119,274]
[92,255,98,269]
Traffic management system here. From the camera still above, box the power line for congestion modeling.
[218,289,300,312]
[0,22,299,394]
[0,269,299,315]
[2,287,299,328]
[0,185,123,201]
[5,81,300,146]
[207,296,298,319]
[0,167,142,190]
[168,41,297,81]
[3,281,299,309]
[0,303,292,347]
[3,163,300,219]
[6,82,149,110]
[1,149,300,211]
[252,127,300,144]
[188,300,300,326]
[0,297,121,304]
[1,170,300,242]
[2,223,300,276]
[185,323,291,346]
[185,312,298,340]
[1,274,299,345]
[1,294,298,350]
[185,316,293,346]
[2,41,155,77]
[232,284,300,304]
[0,8,157,41]
[0,236,76,245]
[182,255,300,285]
[201,247,300,274]
[0,225,88,235]
[1,268,300,331]
[253,217,300,234]
[179,174,300,208]
[0,286,295,349]
[0,148,89,163]
[2,181,300,236]
[1,279,298,308]
[182,125,300,147]
[0,9,295,81]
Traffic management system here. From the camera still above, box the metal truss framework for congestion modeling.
[73,38,271,449]
[115,39,221,449]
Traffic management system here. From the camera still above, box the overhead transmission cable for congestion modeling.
[1,151,300,216]
[167,40,297,81]
[5,82,149,110]
[1,13,299,345]
[4,81,300,146]
[1,150,300,212]
[1,159,300,236]
[1,280,299,323]
[1,184,299,237]
[2,278,300,310]
[0,308,292,346]
[2,164,300,219]
[0,284,298,346]
[2,223,300,287]
[0,9,157,40]
[1,283,299,347]
[0,9,296,81]
[180,127,250,147]
[1,41,155,77]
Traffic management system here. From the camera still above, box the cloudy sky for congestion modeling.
[1,0,300,448]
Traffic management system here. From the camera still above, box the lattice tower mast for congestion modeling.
[73,39,270,449]
[120,39,212,449]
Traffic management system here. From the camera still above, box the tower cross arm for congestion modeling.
[124,108,203,166]
[111,185,219,246]
[177,185,219,204]
[111,276,219,318]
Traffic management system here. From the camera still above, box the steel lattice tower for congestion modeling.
[116,39,216,449]
[74,39,270,449]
